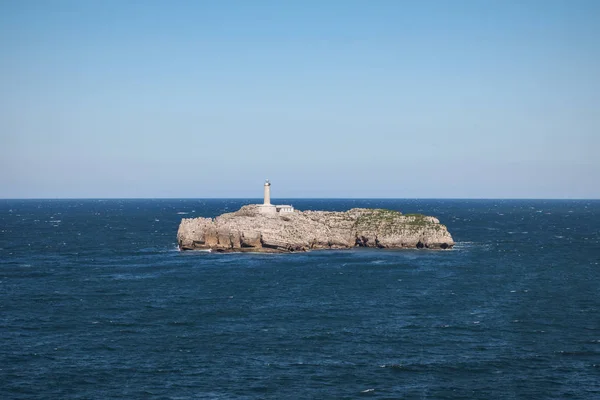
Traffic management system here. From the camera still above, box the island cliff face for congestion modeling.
[177,205,454,253]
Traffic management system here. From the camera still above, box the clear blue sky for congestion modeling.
[1,0,599,198]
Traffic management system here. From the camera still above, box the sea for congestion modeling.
[1,199,599,399]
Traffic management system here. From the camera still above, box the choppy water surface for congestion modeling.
[1,199,599,399]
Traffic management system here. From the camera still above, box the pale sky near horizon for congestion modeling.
[1,0,599,199]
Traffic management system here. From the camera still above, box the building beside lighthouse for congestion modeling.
[258,180,294,215]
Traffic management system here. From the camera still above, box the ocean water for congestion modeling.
[1,199,599,399]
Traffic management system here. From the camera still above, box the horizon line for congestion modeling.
[1,197,599,201]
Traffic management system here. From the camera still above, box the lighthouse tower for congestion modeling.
[257,179,294,215]
[258,179,277,215]
[264,179,272,205]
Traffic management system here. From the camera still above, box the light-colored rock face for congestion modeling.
[177,205,455,252]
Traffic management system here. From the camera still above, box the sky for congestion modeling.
[1,0,599,199]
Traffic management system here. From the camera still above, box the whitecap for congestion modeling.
[453,241,474,249]
[177,212,189,215]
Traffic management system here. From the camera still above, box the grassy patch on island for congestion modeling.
[354,208,434,233]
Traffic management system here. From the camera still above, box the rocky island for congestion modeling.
[177,181,454,253]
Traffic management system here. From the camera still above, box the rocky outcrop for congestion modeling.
[177,205,454,253]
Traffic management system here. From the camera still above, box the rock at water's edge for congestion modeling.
[177,205,454,253]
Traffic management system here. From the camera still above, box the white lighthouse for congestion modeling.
[257,179,294,215]
[264,179,272,205]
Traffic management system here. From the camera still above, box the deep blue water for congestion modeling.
[1,199,599,399]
